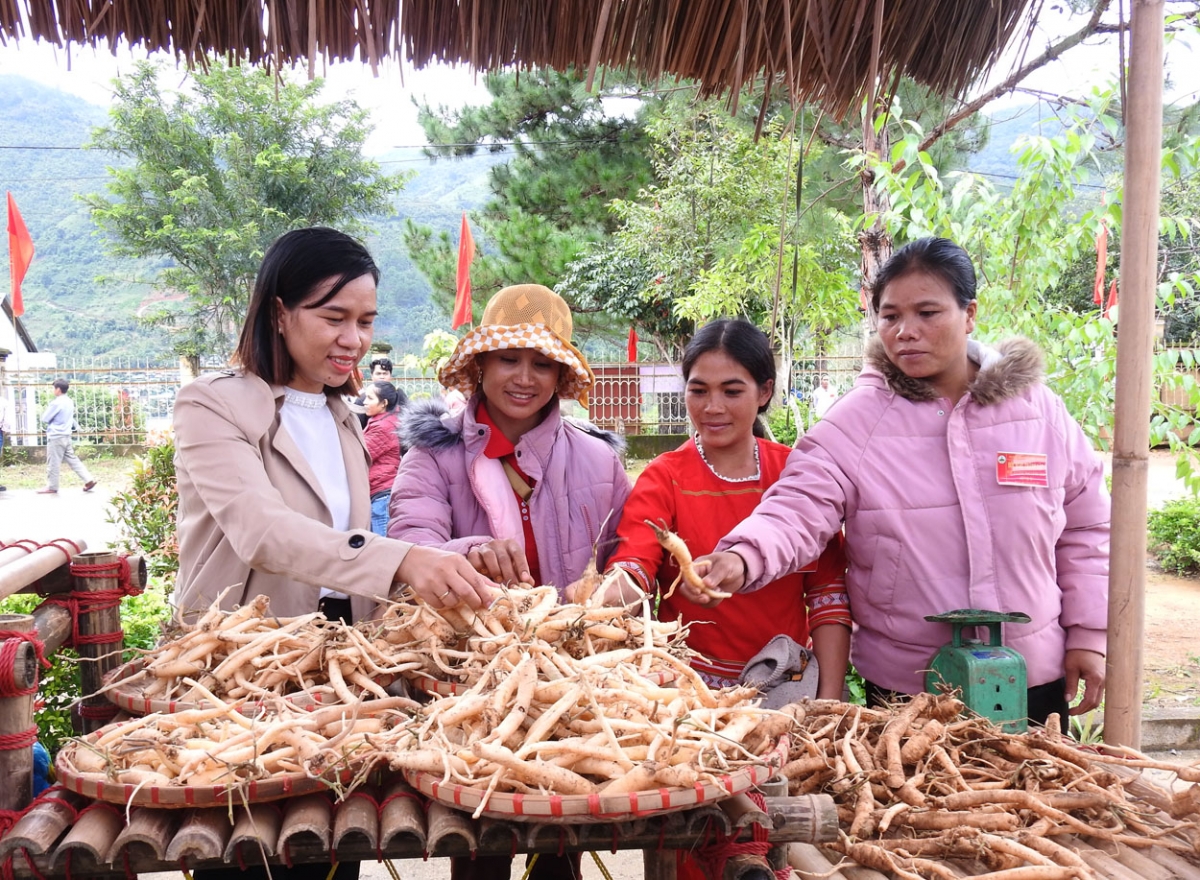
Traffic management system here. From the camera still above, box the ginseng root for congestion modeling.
[643,519,733,601]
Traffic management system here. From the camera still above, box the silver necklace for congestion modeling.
[283,388,328,410]
[694,433,761,483]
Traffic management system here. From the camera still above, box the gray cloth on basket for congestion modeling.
[738,634,819,709]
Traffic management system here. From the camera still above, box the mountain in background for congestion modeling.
[3,74,1057,360]
[0,74,504,360]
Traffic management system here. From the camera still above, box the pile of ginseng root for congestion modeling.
[66,587,783,807]
[779,691,1200,879]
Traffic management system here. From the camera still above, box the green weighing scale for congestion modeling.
[925,609,1031,733]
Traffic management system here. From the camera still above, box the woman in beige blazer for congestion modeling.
[173,227,497,627]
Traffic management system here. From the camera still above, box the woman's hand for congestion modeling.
[467,539,534,586]
[1064,648,1106,715]
[691,551,748,601]
[396,545,501,610]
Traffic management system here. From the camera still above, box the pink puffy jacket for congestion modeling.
[388,396,630,594]
[719,337,1110,693]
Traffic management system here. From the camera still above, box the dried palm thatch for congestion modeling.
[0,0,1039,116]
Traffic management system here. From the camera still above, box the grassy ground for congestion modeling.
[0,451,136,491]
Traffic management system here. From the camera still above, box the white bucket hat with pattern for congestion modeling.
[439,284,595,406]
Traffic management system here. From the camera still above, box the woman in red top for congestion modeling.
[603,319,851,696]
[363,380,404,535]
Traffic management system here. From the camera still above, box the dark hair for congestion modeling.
[52,378,70,393]
[370,357,393,374]
[234,227,380,395]
[682,318,775,438]
[368,381,407,412]
[870,237,977,313]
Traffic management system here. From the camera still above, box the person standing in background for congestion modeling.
[811,374,839,422]
[363,380,405,535]
[37,378,96,495]
[370,357,394,383]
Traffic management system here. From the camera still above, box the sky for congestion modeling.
[0,39,493,154]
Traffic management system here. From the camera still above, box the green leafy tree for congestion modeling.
[565,102,860,361]
[403,67,661,327]
[84,60,409,358]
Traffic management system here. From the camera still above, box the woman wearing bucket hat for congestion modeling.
[389,283,629,595]
[388,283,629,880]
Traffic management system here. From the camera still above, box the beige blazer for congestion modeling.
[173,370,410,624]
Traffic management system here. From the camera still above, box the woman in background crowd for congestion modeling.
[363,379,406,535]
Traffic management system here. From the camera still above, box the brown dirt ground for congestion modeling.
[1144,568,1200,709]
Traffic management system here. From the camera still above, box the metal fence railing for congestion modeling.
[0,353,870,447]
[2,357,183,446]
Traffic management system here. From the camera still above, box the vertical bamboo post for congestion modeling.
[760,776,789,873]
[0,613,39,813]
[1106,0,1164,750]
[72,551,125,734]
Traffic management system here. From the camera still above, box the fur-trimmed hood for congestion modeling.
[864,335,1044,405]
[400,395,624,452]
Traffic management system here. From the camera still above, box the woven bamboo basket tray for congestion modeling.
[56,731,338,808]
[404,738,787,823]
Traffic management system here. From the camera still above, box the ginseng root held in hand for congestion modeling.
[644,519,733,601]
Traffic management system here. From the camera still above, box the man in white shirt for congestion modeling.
[37,378,96,494]
[811,375,839,423]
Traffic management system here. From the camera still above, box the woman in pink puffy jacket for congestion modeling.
[699,237,1110,732]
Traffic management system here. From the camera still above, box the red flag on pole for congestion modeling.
[1092,224,1107,306]
[627,326,638,362]
[452,212,475,330]
[1105,278,1119,321]
[7,191,35,317]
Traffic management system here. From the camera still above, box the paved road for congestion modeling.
[0,483,120,551]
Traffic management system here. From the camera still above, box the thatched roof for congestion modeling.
[0,0,1038,115]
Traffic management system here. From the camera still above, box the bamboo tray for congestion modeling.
[404,763,774,823]
[56,733,336,808]
[404,738,787,823]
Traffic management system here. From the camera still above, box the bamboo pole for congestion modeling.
[0,613,38,813]
[1105,0,1164,750]
[71,551,126,734]
[0,539,87,600]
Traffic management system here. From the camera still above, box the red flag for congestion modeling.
[7,192,34,317]
[1093,224,1107,306]
[1105,278,1118,321]
[452,212,475,330]
[627,326,638,362]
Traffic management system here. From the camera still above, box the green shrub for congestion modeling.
[108,438,179,580]
[766,406,798,448]
[1,579,173,755]
[1147,497,1200,575]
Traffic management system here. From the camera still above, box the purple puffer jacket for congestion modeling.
[719,337,1110,694]
[388,395,630,593]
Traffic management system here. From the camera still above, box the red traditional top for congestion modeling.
[609,437,850,685]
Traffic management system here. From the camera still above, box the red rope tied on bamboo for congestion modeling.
[0,538,82,562]
[0,628,43,750]
[44,556,141,650]
[693,792,789,880]
[0,786,79,872]
[0,630,50,697]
